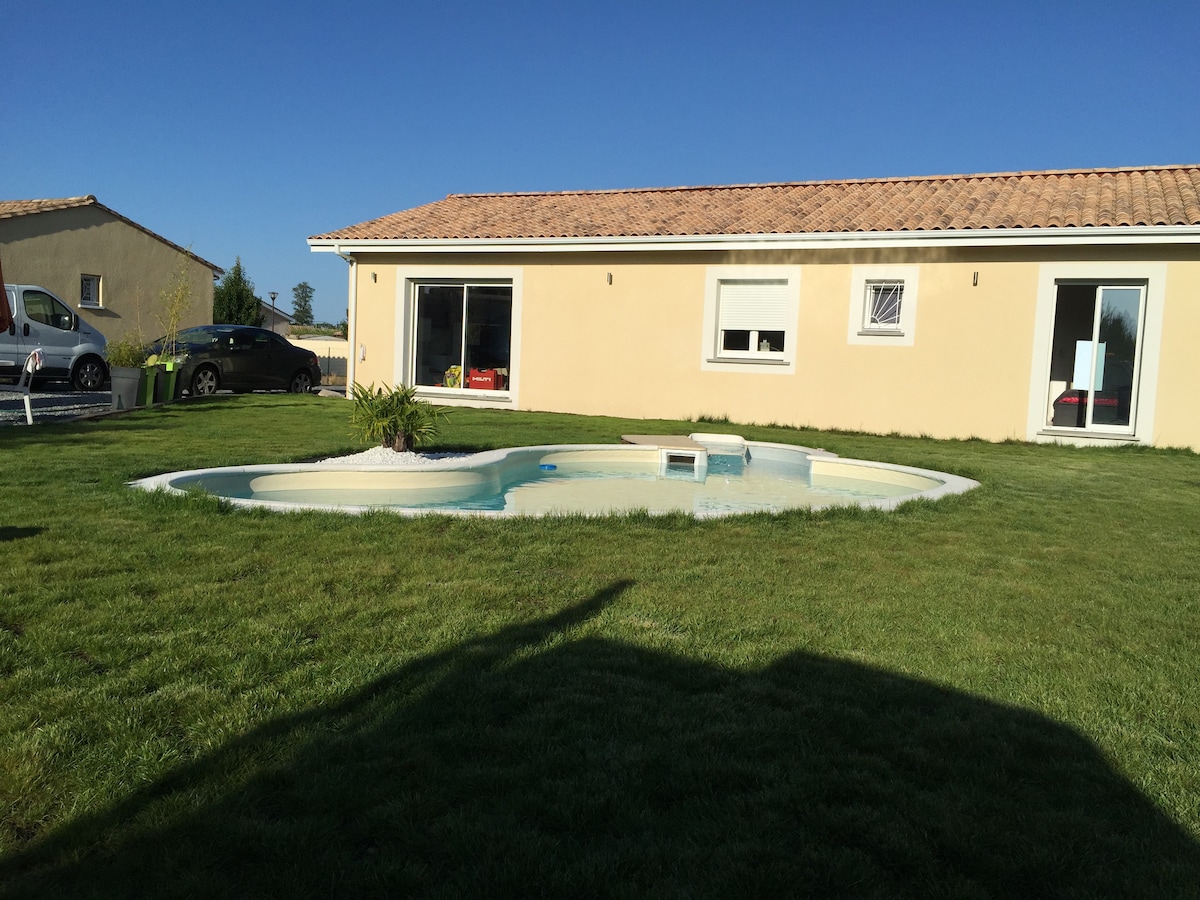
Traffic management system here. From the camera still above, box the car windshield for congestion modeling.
[177,327,217,349]
[152,327,217,352]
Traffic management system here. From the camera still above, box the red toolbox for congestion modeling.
[468,368,505,390]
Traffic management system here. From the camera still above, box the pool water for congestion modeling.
[132,436,978,518]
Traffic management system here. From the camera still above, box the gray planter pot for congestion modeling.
[110,365,145,410]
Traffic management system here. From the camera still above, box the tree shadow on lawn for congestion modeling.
[4,582,1198,898]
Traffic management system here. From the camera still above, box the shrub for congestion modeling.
[158,257,195,358]
[105,334,150,368]
[349,383,447,452]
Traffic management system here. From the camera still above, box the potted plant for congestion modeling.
[104,334,150,410]
[149,258,195,403]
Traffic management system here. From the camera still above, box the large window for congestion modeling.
[413,283,512,390]
[1028,263,1165,445]
[1044,282,1145,432]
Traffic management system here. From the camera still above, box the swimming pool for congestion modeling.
[131,433,978,518]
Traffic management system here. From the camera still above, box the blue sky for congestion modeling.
[5,0,1198,324]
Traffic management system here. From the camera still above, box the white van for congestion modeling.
[2,284,108,390]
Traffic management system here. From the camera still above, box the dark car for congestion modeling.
[153,325,321,396]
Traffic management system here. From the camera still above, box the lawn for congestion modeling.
[1,395,1198,898]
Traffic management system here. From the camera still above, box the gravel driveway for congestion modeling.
[0,384,114,426]
[2,383,345,426]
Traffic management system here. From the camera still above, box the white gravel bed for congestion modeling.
[318,446,473,467]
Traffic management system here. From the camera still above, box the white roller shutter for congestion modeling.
[718,280,788,331]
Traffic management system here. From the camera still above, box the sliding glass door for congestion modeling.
[1045,283,1145,431]
[413,283,512,390]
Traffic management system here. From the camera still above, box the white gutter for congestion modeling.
[334,245,357,394]
[308,224,1200,255]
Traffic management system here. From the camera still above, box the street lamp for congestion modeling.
[269,292,277,330]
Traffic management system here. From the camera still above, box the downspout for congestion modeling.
[335,245,357,395]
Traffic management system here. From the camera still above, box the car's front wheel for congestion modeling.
[191,366,220,396]
[289,370,314,393]
[73,355,108,391]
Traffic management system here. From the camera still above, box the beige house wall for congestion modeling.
[344,244,1200,450]
[0,205,215,343]
[1153,258,1200,449]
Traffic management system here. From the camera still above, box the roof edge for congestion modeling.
[309,224,1200,253]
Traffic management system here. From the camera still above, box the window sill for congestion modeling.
[78,304,102,310]
[706,356,791,366]
[417,386,512,401]
[857,329,904,337]
[1037,427,1139,442]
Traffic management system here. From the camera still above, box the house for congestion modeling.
[0,196,221,343]
[259,299,295,336]
[308,165,1200,451]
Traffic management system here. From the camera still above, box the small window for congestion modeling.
[848,266,919,346]
[863,281,903,331]
[80,275,102,308]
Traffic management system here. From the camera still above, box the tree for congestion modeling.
[292,281,315,326]
[213,257,262,326]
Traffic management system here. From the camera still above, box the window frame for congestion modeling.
[80,274,102,309]
[861,279,904,333]
[1027,262,1166,445]
[701,266,801,374]
[847,266,919,346]
[715,278,790,361]
[394,266,523,408]
[23,289,76,331]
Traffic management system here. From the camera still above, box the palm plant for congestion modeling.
[349,383,447,452]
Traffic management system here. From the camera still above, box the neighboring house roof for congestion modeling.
[311,165,1200,243]
[0,195,224,275]
[260,299,295,323]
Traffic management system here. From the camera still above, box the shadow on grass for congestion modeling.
[3,581,1198,898]
[0,527,43,542]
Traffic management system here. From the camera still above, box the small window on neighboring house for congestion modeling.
[716,279,788,359]
[80,275,101,308]
[863,280,903,332]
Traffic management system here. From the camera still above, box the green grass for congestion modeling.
[1,395,1199,897]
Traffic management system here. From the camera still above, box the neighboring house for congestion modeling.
[308,165,1200,451]
[0,196,221,343]
[259,300,295,336]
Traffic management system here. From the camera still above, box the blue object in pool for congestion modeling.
[539,463,557,470]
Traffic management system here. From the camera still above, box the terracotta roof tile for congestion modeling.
[0,196,98,219]
[312,165,1200,242]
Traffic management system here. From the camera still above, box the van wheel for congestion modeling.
[73,355,108,391]
[191,366,220,396]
